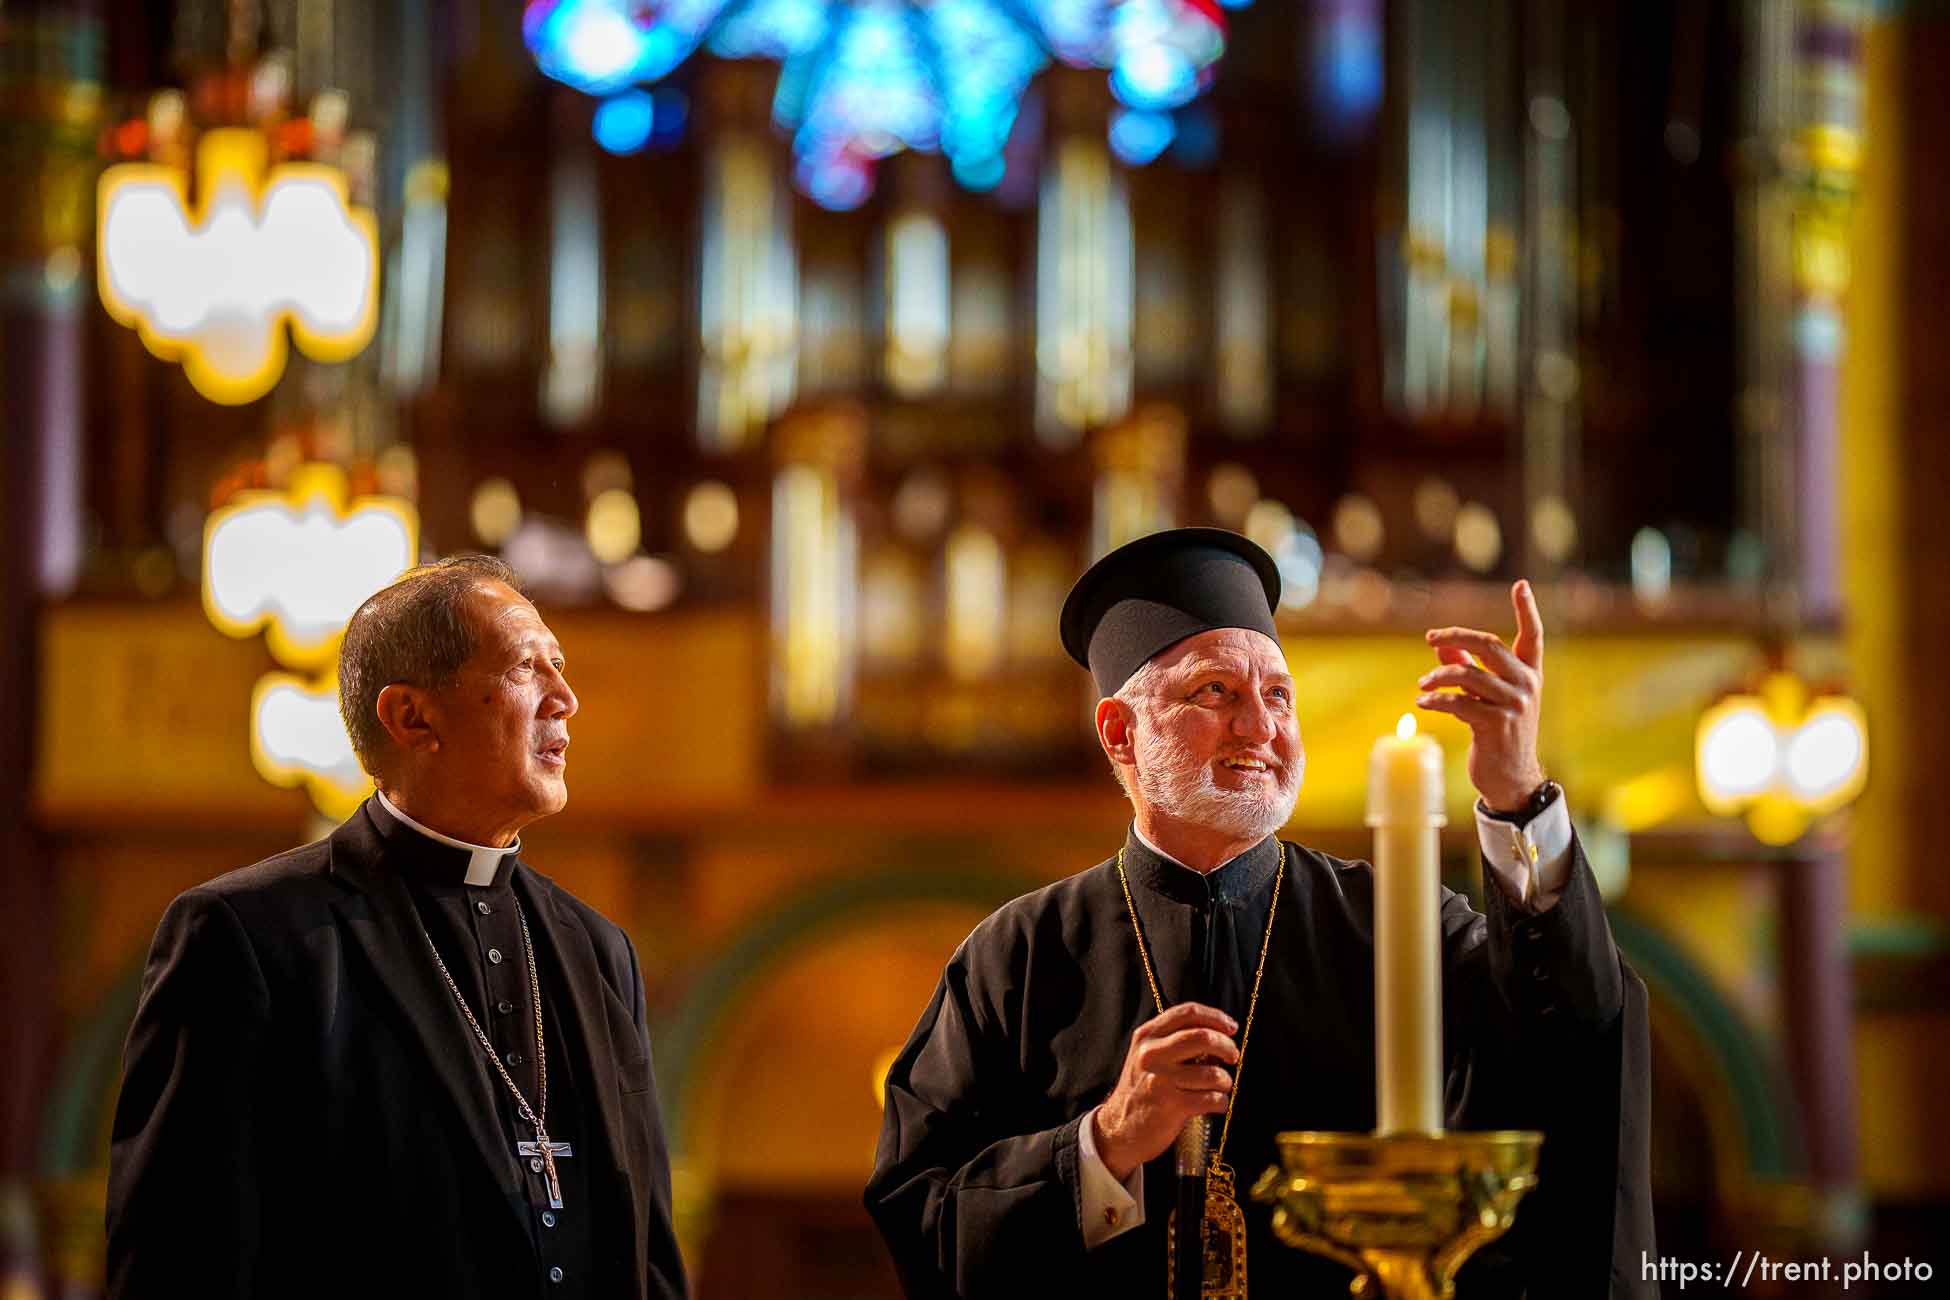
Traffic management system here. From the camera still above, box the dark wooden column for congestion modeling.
[0,1,100,1291]
[1781,845,1864,1245]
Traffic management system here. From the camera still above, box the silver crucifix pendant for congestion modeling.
[517,1138,574,1209]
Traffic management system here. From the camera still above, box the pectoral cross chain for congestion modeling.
[423,902,573,1213]
[517,1137,574,1209]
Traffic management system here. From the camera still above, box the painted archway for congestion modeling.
[652,863,1036,1163]
[1608,911,1804,1186]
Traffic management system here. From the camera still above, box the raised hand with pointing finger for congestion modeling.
[1417,579,1549,813]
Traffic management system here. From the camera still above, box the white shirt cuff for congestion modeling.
[1474,793,1574,913]
[1077,1106,1145,1248]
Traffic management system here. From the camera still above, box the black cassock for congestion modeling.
[867,829,1656,1298]
[106,798,688,1300]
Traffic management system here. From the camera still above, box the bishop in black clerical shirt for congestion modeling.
[866,529,1657,1298]
[107,556,687,1300]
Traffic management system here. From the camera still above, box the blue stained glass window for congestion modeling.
[1108,0,1226,111]
[1036,0,1114,66]
[594,90,659,153]
[524,0,732,94]
[784,2,942,159]
[710,0,830,60]
[524,0,1249,207]
[1109,107,1175,166]
[928,0,1047,173]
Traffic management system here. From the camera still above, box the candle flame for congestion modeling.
[1397,713,1417,740]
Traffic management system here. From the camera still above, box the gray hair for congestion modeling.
[1105,657,1170,798]
[337,554,529,777]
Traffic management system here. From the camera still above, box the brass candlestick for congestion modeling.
[1250,1130,1542,1300]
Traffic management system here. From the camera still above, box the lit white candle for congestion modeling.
[1367,713,1446,1134]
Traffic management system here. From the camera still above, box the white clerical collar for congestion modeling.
[375,789,520,887]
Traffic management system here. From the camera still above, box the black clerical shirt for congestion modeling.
[1123,829,1283,1021]
[369,797,595,1297]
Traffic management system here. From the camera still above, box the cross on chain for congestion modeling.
[516,1137,575,1210]
[422,900,577,1212]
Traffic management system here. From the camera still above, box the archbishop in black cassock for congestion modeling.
[865,530,1654,1298]
[107,557,687,1300]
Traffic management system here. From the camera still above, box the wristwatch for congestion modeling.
[1479,779,1561,827]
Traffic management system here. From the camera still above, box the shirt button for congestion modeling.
[541,1211,557,1229]
[476,900,492,916]
[549,1267,564,1283]
[506,1051,525,1067]
[1530,965,1549,981]
[487,948,504,965]
[530,1156,545,1174]
[1103,1207,1120,1227]
[497,1000,515,1015]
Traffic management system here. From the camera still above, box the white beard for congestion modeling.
[1131,716,1303,844]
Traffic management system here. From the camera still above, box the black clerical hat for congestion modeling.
[1060,527,1282,697]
